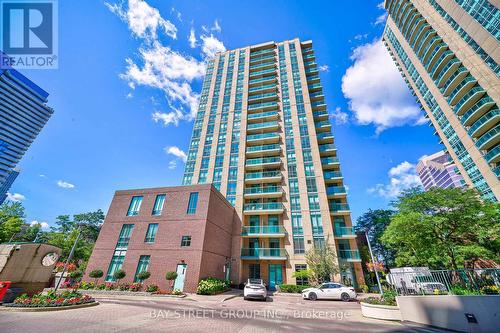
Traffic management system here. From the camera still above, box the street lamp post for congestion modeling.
[365,231,384,296]
[54,227,82,292]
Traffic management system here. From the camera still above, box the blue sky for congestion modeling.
[9,0,441,228]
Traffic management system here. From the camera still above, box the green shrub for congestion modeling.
[137,271,151,282]
[278,284,311,293]
[79,281,95,290]
[481,285,499,295]
[113,269,126,283]
[89,269,104,285]
[196,277,230,295]
[450,285,481,295]
[146,284,159,293]
[362,290,397,306]
[359,284,369,293]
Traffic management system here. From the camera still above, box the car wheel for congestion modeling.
[244,296,248,301]
[341,293,350,302]
[309,292,317,301]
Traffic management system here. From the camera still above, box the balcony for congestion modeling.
[247,101,279,112]
[246,132,280,144]
[249,76,277,86]
[329,203,350,214]
[313,110,329,120]
[249,61,276,71]
[243,202,284,215]
[436,58,461,88]
[327,186,347,197]
[247,120,279,132]
[249,67,276,78]
[321,157,340,169]
[459,95,494,122]
[319,143,336,155]
[454,86,485,116]
[307,75,320,83]
[338,250,361,262]
[246,143,281,157]
[475,125,500,150]
[250,48,275,57]
[247,110,279,122]
[442,67,469,96]
[303,53,315,60]
[334,226,356,239]
[308,83,322,92]
[449,77,477,105]
[245,170,282,184]
[244,186,283,199]
[309,91,324,101]
[241,248,288,260]
[311,102,327,110]
[247,92,278,103]
[317,132,334,143]
[249,83,277,94]
[484,145,500,164]
[245,156,281,170]
[241,225,287,237]
[468,109,499,138]
[315,120,331,132]
[249,54,276,64]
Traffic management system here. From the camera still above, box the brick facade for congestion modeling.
[84,184,237,292]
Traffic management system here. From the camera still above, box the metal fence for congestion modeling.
[385,268,499,296]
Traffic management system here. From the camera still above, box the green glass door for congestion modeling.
[268,264,283,290]
[269,238,280,257]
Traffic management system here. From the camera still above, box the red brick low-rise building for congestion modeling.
[84,184,238,292]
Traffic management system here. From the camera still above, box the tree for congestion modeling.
[165,271,178,291]
[0,201,26,243]
[113,269,126,284]
[89,269,104,285]
[355,209,396,268]
[381,187,499,270]
[137,271,151,283]
[305,241,340,285]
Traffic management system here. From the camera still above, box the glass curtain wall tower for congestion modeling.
[183,39,364,288]
[383,0,499,201]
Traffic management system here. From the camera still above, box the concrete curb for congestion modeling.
[221,293,243,302]
[0,301,99,312]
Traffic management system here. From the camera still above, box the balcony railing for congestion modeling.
[468,109,499,137]
[317,132,333,141]
[243,202,284,211]
[246,143,280,153]
[249,62,275,71]
[319,144,336,152]
[251,48,275,57]
[484,146,500,163]
[247,110,278,120]
[247,101,279,111]
[248,92,278,102]
[249,68,276,77]
[247,120,279,130]
[245,170,281,180]
[244,186,281,195]
[327,186,347,195]
[329,203,350,212]
[475,125,499,150]
[308,83,322,90]
[338,250,361,261]
[249,83,276,92]
[249,76,276,85]
[246,132,279,142]
[241,225,286,236]
[324,173,343,182]
[321,157,340,164]
[313,111,329,118]
[241,248,287,258]
[246,157,281,166]
[334,226,356,237]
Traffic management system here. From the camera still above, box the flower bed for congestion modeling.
[5,290,95,308]
[196,277,231,295]
[76,281,185,297]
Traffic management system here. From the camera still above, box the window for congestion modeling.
[308,195,320,210]
[117,224,134,249]
[310,213,324,235]
[186,192,199,214]
[144,223,158,243]
[105,251,126,281]
[181,236,192,247]
[249,264,261,279]
[127,196,143,216]
[133,255,151,282]
[293,237,305,254]
[295,264,308,285]
[152,194,166,215]
[313,236,325,249]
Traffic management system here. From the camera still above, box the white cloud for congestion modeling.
[168,160,177,170]
[377,1,385,10]
[374,13,388,25]
[341,40,422,134]
[105,0,177,41]
[30,220,50,230]
[164,146,187,163]
[57,180,75,189]
[200,34,226,58]
[212,19,221,33]
[354,34,368,40]
[171,7,182,22]
[6,192,25,202]
[39,174,47,178]
[318,65,329,72]
[188,28,197,48]
[368,161,422,198]
[329,107,349,125]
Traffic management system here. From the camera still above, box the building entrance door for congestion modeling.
[173,264,187,291]
[268,264,282,290]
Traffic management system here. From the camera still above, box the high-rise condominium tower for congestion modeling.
[416,151,465,190]
[0,68,53,202]
[182,39,363,288]
[383,0,499,201]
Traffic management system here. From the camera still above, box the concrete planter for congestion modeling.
[81,289,186,298]
[360,302,402,321]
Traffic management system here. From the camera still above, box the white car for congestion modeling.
[244,279,267,301]
[302,282,356,301]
